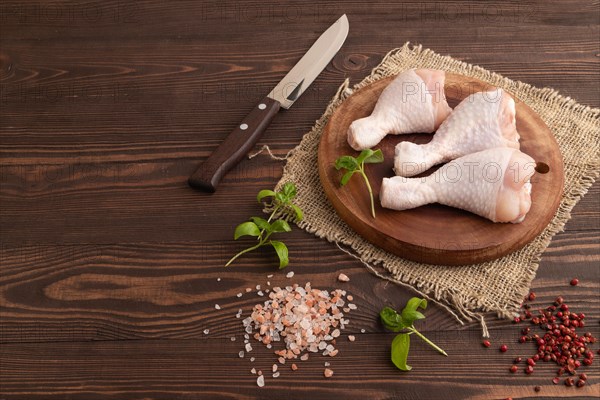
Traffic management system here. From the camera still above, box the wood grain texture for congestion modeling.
[318,73,564,265]
[1,0,599,399]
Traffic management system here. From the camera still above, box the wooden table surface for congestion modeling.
[1,1,599,399]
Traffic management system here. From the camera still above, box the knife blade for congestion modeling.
[188,14,349,192]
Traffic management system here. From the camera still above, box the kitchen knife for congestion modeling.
[188,14,349,192]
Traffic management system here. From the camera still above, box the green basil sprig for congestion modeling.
[335,148,383,218]
[226,182,302,269]
[380,297,448,371]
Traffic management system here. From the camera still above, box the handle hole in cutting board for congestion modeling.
[535,162,550,174]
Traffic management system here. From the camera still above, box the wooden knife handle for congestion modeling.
[188,96,281,192]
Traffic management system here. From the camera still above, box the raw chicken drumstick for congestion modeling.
[395,88,520,177]
[347,69,453,150]
[380,148,535,223]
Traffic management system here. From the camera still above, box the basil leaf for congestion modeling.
[250,217,271,232]
[403,297,428,313]
[364,149,384,164]
[401,310,426,326]
[270,240,289,269]
[380,306,407,332]
[290,204,304,222]
[356,149,374,165]
[340,170,355,186]
[257,189,276,203]
[391,333,412,371]
[233,222,260,240]
[281,182,297,200]
[270,219,291,233]
[335,155,359,171]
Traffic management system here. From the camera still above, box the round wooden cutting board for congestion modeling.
[318,73,564,265]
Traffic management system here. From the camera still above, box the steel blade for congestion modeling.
[268,14,349,109]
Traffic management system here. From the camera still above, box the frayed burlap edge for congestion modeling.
[267,43,600,335]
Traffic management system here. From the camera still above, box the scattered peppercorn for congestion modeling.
[534,385,541,392]
[504,284,598,389]
[565,377,574,387]
[482,340,491,348]
[525,365,534,374]
[570,278,579,286]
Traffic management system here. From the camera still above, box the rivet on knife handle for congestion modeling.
[188,96,281,192]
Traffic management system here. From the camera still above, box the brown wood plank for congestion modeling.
[1,332,599,400]
[1,232,598,343]
[1,0,598,399]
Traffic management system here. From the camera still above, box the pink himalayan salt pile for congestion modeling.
[242,282,355,385]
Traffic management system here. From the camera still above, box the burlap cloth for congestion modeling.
[266,43,600,333]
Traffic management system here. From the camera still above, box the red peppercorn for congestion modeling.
[513,317,521,324]
[482,339,491,348]
[525,365,534,374]
[528,292,536,301]
[514,357,522,363]
[576,379,585,388]
[500,344,508,352]
[579,373,588,381]
[534,385,541,392]
[583,358,592,366]
[570,278,579,286]
[560,304,569,311]
[552,377,560,384]
[519,336,527,343]
[509,365,518,373]
[565,377,575,386]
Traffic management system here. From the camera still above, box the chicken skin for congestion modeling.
[347,69,453,150]
[394,88,520,177]
[380,148,535,223]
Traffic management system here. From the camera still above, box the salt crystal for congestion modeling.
[347,295,354,301]
[246,288,252,293]
[250,357,255,362]
[273,372,280,378]
[286,271,294,278]
[300,354,309,361]
[203,329,210,335]
[272,364,278,373]
[231,337,236,342]
[337,273,350,282]
[239,351,244,358]
[267,281,271,286]
[215,304,221,310]
[236,293,242,298]
[256,285,261,290]
[267,274,273,278]
[257,291,264,296]
[256,375,265,387]
[332,329,340,338]
[348,304,357,310]
[348,335,355,342]
[324,368,334,378]
[217,278,221,282]
[266,344,272,349]
[360,329,366,333]
[278,357,286,364]
[251,368,256,374]
[324,362,330,367]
